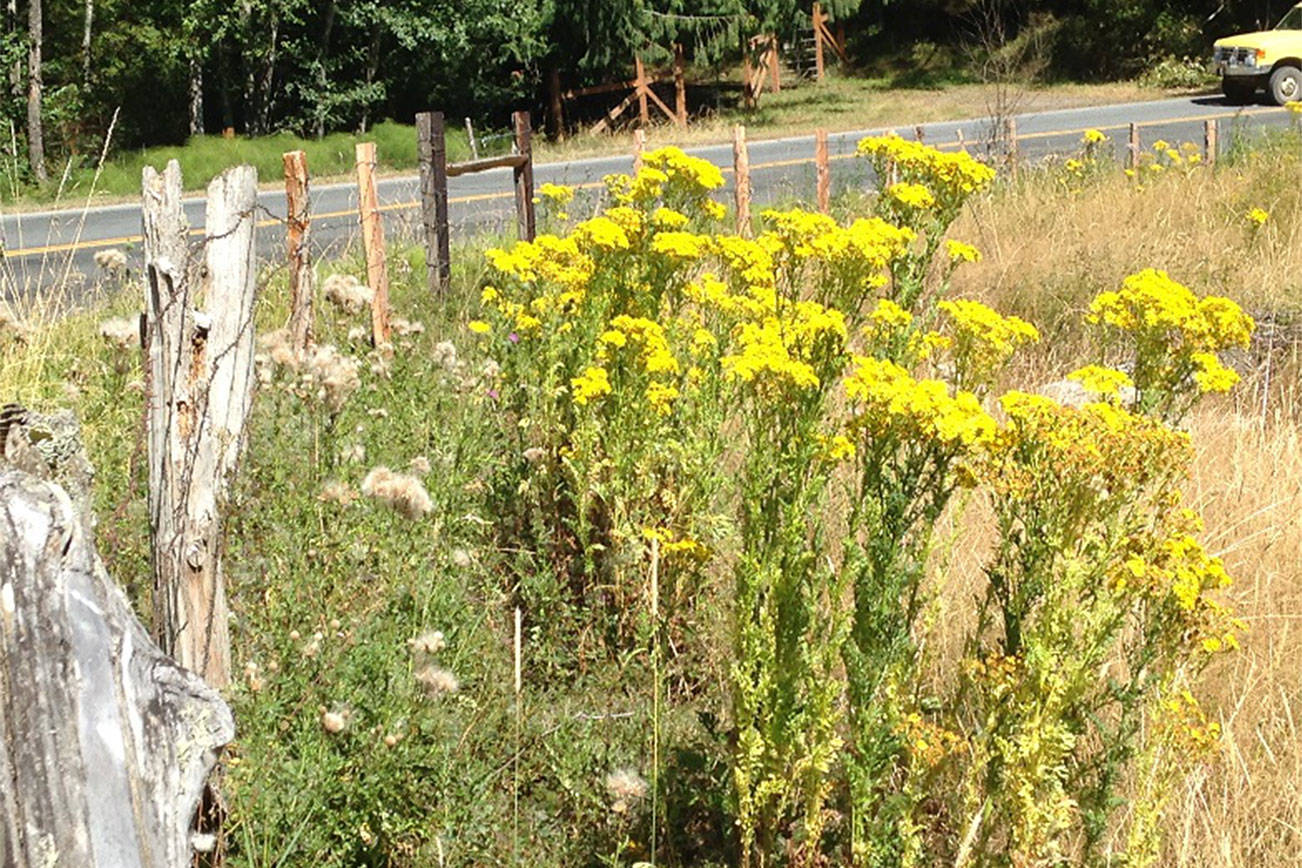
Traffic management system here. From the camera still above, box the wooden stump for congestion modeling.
[1,436,233,867]
[142,161,258,689]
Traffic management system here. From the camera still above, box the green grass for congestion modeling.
[1,121,481,206]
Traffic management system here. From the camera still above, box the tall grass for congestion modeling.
[945,135,1302,863]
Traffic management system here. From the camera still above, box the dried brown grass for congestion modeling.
[940,143,1302,864]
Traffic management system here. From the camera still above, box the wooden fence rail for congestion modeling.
[416,109,537,297]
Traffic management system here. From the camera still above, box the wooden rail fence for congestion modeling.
[416,109,535,296]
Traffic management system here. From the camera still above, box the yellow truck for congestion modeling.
[1213,4,1302,104]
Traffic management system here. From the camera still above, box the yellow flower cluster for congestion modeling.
[650,231,710,262]
[937,299,1039,381]
[989,391,1192,504]
[605,146,726,221]
[570,366,612,405]
[643,146,725,191]
[537,182,576,206]
[1087,269,1253,397]
[721,301,847,393]
[810,218,915,275]
[487,234,595,297]
[857,134,996,207]
[869,298,913,329]
[603,315,680,375]
[1082,129,1107,145]
[1245,207,1270,228]
[572,214,633,252]
[711,235,778,290]
[1156,689,1222,757]
[885,182,936,212]
[1096,272,1252,344]
[945,239,981,265]
[1067,365,1134,400]
[844,355,995,449]
[641,525,709,560]
[723,319,822,390]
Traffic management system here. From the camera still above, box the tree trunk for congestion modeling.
[188,54,203,136]
[254,8,279,135]
[0,415,234,868]
[6,0,18,102]
[313,0,336,138]
[26,0,45,183]
[80,0,93,88]
[359,23,381,133]
[143,161,258,689]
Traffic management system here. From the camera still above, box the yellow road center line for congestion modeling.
[2,105,1289,259]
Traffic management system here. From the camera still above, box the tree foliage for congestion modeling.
[0,0,1287,179]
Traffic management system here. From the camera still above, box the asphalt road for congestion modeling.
[0,93,1294,298]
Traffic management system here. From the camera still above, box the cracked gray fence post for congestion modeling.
[143,161,258,689]
[0,452,234,866]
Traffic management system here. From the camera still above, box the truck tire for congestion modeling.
[1269,65,1302,105]
[1222,77,1256,103]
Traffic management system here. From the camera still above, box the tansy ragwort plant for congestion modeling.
[470,138,1250,867]
[473,147,731,651]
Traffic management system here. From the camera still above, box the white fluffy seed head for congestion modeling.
[322,273,373,314]
[321,710,348,733]
[98,316,138,350]
[605,768,649,814]
[416,665,459,697]
[94,248,128,272]
[409,630,446,655]
[361,466,433,519]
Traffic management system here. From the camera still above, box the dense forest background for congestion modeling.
[0,0,1293,180]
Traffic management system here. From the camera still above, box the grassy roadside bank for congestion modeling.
[3,126,1296,866]
[0,78,1206,211]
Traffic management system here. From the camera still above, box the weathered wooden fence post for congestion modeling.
[733,124,751,237]
[513,111,536,242]
[635,55,650,127]
[143,161,258,689]
[674,44,688,126]
[815,128,830,214]
[283,149,313,355]
[1205,119,1218,166]
[1128,123,1140,172]
[355,141,391,345]
[417,111,451,297]
[633,127,646,174]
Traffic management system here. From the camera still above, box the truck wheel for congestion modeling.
[1269,65,1302,105]
[1223,77,1256,103]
